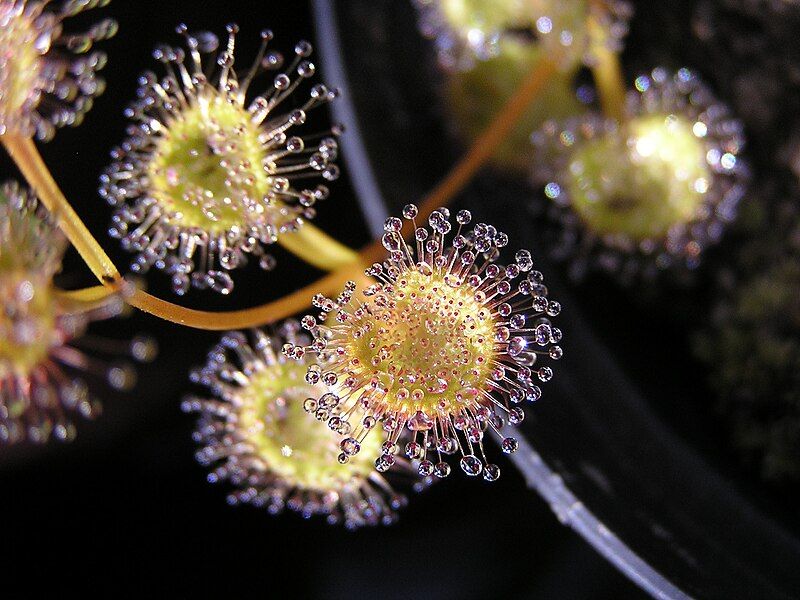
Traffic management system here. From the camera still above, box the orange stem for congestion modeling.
[125,54,558,329]
[414,55,558,228]
[2,135,122,283]
[125,264,371,330]
[3,53,556,330]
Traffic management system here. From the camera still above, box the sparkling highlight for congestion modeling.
[0,0,116,141]
[284,206,562,481]
[531,67,748,280]
[100,24,341,295]
[184,322,428,528]
[413,0,632,72]
[0,181,154,444]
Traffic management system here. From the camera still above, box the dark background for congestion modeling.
[8,0,800,597]
[0,1,644,597]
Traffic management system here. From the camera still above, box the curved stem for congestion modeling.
[3,52,556,330]
[120,54,559,328]
[588,0,627,123]
[412,54,558,227]
[2,135,122,284]
[125,263,372,330]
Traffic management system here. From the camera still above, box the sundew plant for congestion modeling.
[0,2,772,597]
[0,0,580,527]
